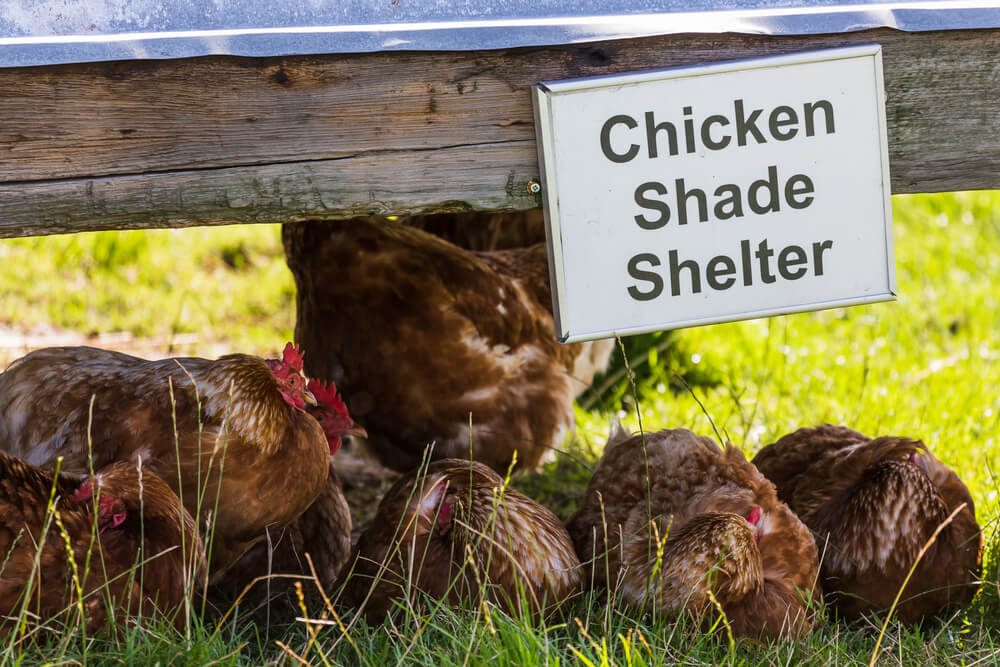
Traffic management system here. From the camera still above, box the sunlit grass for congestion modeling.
[0,225,295,358]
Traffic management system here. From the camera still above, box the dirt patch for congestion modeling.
[0,322,233,367]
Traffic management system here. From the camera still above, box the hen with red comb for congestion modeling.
[0,344,331,582]
[70,481,127,533]
[340,459,582,622]
[0,453,205,632]
[306,378,366,455]
[567,427,821,639]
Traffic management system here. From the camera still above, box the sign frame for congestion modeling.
[532,44,896,343]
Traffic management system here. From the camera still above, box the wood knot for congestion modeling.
[269,66,293,87]
[586,47,612,67]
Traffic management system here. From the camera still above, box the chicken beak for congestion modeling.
[342,423,368,440]
[302,388,319,407]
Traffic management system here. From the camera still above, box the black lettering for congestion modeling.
[683,106,696,154]
[769,105,799,140]
[707,255,737,290]
[748,166,780,215]
[600,114,639,163]
[812,240,833,275]
[627,253,664,301]
[669,249,702,296]
[804,100,835,136]
[644,111,678,159]
[701,114,731,150]
[756,239,776,284]
[741,240,753,286]
[713,184,744,220]
[675,178,708,226]
[734,99,766,146]
[785,174,815,209]
[778,245,808,280]
[634,181,671,229]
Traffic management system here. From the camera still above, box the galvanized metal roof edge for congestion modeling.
[0,2,998,68]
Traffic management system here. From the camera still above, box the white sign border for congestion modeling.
[532,44,896,344]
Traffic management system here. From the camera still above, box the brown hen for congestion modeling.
[340,459,581,621]
[282,217,614,473]
[752,424,981,623]
[215,379,359,601]
[0,454,206,633]
[567,427,820,639]
[0,344,343,580]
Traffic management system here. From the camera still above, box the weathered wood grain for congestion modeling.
[0,143,540,237]
[0,27,996,237]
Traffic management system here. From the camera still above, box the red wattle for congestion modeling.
[437,498,453,536]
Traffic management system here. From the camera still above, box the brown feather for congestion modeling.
[0,453,205,633]
[567,428,820,639]
[282,217,613,473]
[0,346,331,579]
[339,459,582,621]
[215,461,352,603]
[752,424,982,623]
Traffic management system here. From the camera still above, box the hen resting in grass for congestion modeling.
[752,424,981,623]
[282,217,614,473]
[340,459,582,621]
[0,454,206,632]
[567,427,820,639]
[215,379,356,600]
[0,344,358,580]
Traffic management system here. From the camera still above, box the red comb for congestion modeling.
[282,342,306,371]
[307,379,348,414]
[70,480,94,502]
[747,505,762,526]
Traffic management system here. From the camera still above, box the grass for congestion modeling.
[0,191,999,664]
[0,225,296,359]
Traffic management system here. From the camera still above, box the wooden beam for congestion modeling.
[0,27,997,238]
[0,143,539,237]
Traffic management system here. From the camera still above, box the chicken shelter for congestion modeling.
[0,1,995,646]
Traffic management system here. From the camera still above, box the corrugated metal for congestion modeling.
[1,0,998,68]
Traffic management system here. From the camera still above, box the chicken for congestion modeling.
[0,454,206,633]
[339,459,581,621]
[214,379,358,601]
[282,217,614,473]
[567,427,820,639]
[0,343,343,580]
[751,424,981,623]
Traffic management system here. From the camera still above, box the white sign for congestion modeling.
[532,45,895,343]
